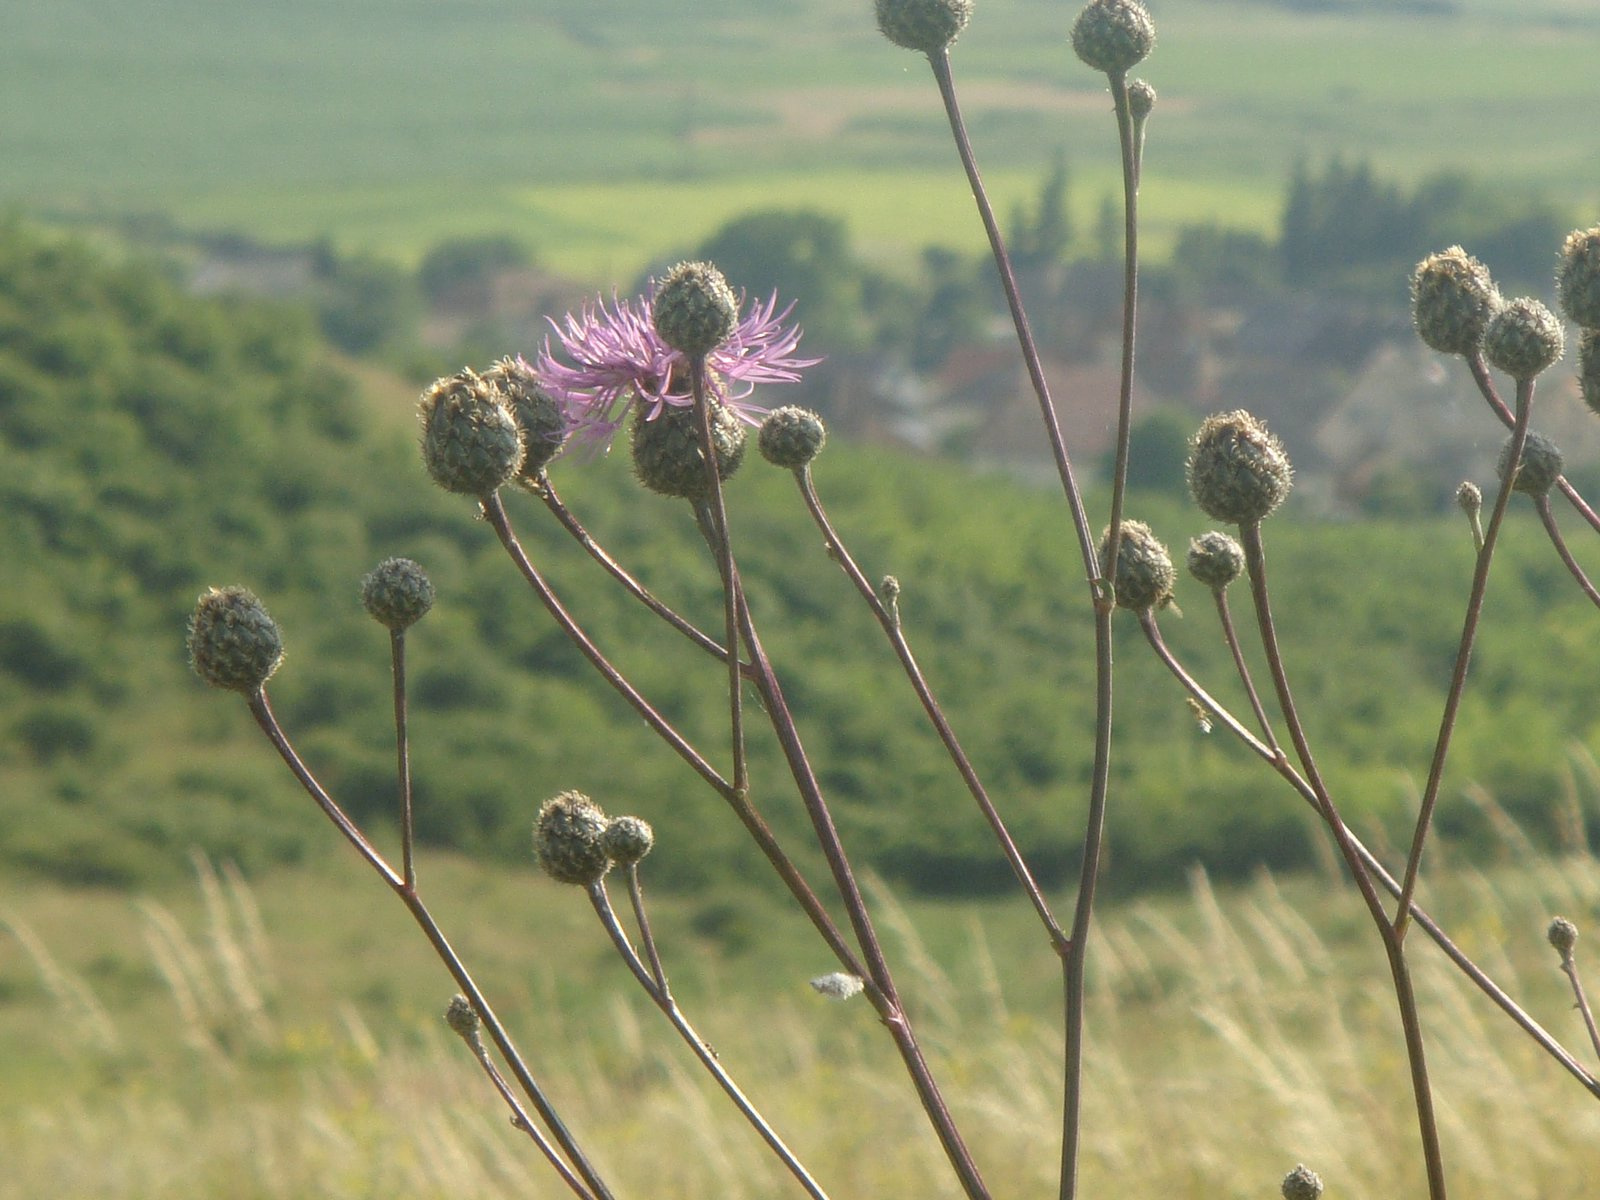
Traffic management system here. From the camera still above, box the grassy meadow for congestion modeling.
[4,844,1600,1198]
[7,0,1599,280]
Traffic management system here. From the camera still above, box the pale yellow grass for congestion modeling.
[4,850,1600,1199]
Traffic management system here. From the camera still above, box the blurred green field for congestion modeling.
[8,0,1597,281]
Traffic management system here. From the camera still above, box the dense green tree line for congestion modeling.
[2,220,1596,898]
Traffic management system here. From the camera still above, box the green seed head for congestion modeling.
[1187,410,1293,525]
[443,994,480,1042]
[1548,916,1579,958]
[187,586,284,694]
[1499,431,1564,498]
[1280,1164,1324,1200]
[601,815,655,867]
[418,368,524,496]
[534,791,611,886]
[1580,330,1600,418]
[1186,530,1245,591]
[1557,225,1600,329]
[483,356,567,481]
[1483,296,1564,380]
[1411,247,1499,356]
[1127,78,1157,120]
[1102,519,1175,612]
[758,406,828,469]
[652,261,739,357]
[874,0,973,54]
[631,400,748,500]
[361,557,435,631]
[1071,0,1155,75]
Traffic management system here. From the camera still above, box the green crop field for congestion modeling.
[7,0,1597,282]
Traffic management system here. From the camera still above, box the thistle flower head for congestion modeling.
[1071,0,1155,75]
[1101,519,1175,612]
[601,815,655,867]
[361,557,435,630]
[1581,330,1600,418]
[1548,916,1579,959]
[758,406,828,468]
[1280,1164,1324,1200]
[631,398,748,500]
[444,994,480,1043]
[534,791,611,886]
[1127,78,1157,120]
[874,0,973,54]
[1483,296,1564,380]
[1455,480,1482,518]
[1498,431,1563,498]
[483,355,567,482]
[653,260,739,356]
[1187,410,1293,525]
[536,284,817,449]
[187,586,284,694]
[1557,225,1600,329]
[1186,530,1245,591]
[1411,247,1499,356]
[418,368,524,496]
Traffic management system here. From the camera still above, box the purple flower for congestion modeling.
[534,284,820,447]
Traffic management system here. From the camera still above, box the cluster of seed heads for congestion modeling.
[534,792,655,887]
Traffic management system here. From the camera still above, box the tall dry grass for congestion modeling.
[4,845,1598,1199]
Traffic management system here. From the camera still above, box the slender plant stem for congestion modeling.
[390,628,417,891]
[588,881,832,1200]
[795,468,1067,949]
[1395,378,1534,939]
[689,356,750,797]
[624,864,669,997]
[536,476,739,664]
[459,1029,597,1200]
[481,492,732,797]
[1537,496,1600,609]
[1212,588,1281,754]
[925,47,1101,590]
[1465,351,1600,535]
[1237,525,1449,1200]
[1140,611,1600,1100]
[1099,72,1142,591]
[1560,955,1600,1064]
[246,690,616,1200]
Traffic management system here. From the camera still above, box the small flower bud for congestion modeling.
[1498,431,1563,497]
[187,586,284,694]
[1557,225,1600,329]
[1101,520,1175,612]
[602,815,654,867]
[1482,296,1564,380]
[444,994,481,1043]
[483,356,567,481]
[1411,247,1499,356]
[1455,480,1482,518]
[1186,530,1245,591]
[1187,410,1293,525]
[1280,1164,1324,1200]
[1127,78,1156,120]
[631,400,748,500]
[1071,0,1155,75]
[534,791,611,886]
[874,0,973,54]
[361,557,435,630]
[758,406,827,468]
[809,972,865,1000]
[1579,329,1600,418]
[418,368,524,496]
[652,261,738,357]
[1548,916,1579,959]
